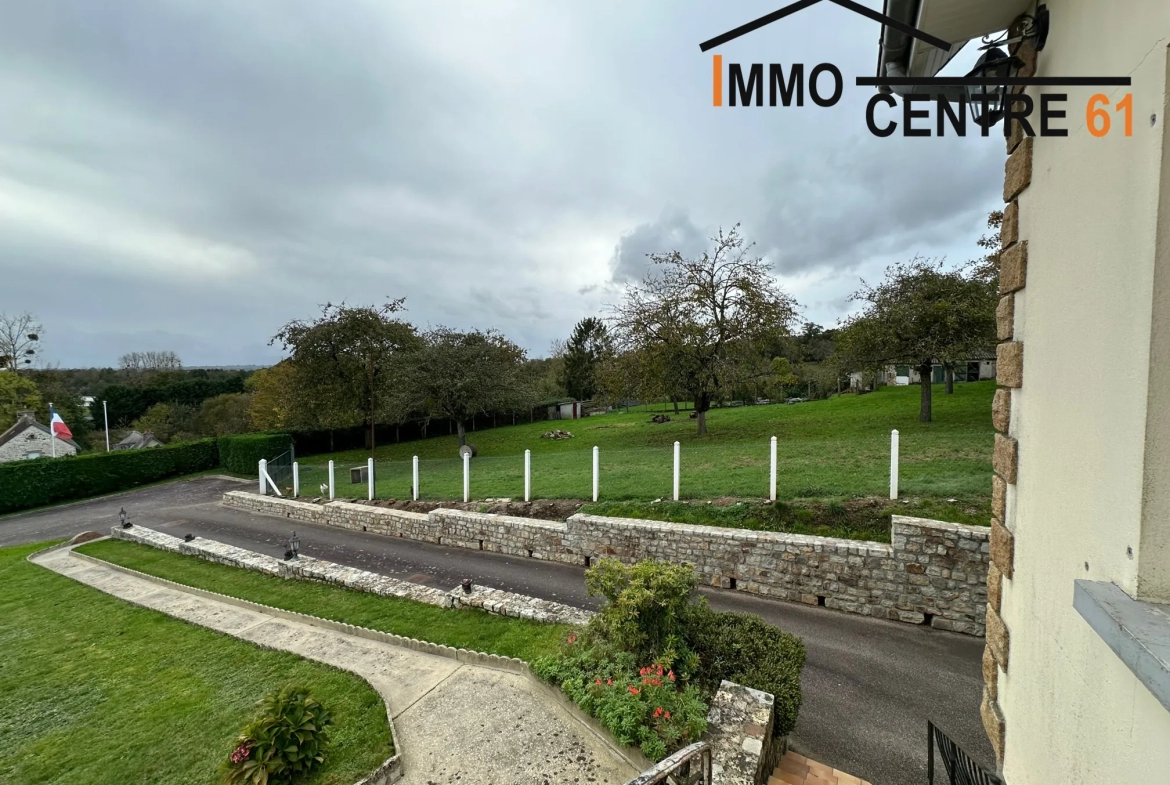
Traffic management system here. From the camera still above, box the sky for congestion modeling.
[0,0,1005,368]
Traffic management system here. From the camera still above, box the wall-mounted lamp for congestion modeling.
[965,5,1050,128]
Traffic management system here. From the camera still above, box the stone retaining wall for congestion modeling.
[223,491,991,635]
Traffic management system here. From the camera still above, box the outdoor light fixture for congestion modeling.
[966,5,1050,128]
[462,578,473,594]
[964,47,1021,128]
[119,507,131,528]
[289,531,300,560]
[184,533,194,542]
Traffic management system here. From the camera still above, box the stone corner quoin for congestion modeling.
[221,491,992,637]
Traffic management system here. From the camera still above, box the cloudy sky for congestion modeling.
[0,0,1004,368]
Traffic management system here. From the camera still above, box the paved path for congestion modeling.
[31,543,637,785]
[4,477,994,785]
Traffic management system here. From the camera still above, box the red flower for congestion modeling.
[567,634,578,644]
[595,678,602,685]
[606,678,613,686]
[628,686,640,695]
[668,670,675,681]
[665,711,671,719]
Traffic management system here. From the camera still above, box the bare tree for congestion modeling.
[0,312,42,373]
[609,225,800,435]
[118,350,183,372]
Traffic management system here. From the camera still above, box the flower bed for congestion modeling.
[532,559,805,762]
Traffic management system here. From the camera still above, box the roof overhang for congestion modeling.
[876,0,1033,95]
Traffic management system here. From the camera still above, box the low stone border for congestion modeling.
[109,524,592,626]
[449,583,595,626]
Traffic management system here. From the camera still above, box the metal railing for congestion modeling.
[623,742,712,785]
[928,721,1003,785]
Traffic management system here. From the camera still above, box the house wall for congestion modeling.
[988,2,1170,783]
[0,427,77,463]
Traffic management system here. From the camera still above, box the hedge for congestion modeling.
[0,439,220,515]
[217,433,293,475]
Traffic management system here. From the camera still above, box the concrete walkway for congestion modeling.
[31,544,637,785]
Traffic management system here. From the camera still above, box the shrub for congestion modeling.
[584,559,701,677]
[684,609,805,736]
[221,686,332,785]
[0,439,219,515]
[218,433,292,475]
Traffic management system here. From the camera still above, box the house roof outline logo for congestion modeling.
[699,0,950,53]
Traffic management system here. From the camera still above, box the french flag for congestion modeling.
[49,405,73,440]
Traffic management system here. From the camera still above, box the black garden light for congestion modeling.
[119,507,131,528]
[965,47,1021,128]
[462,578,473,594]
[288,531,300,559]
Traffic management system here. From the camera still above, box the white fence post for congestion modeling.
[412,456,419,501]
[592,446,599,502]
[463,452,470,502]
[890,429,900,500]
[524,449,531,502]
[293,462,300,498]
[673,441,680,501]
[769,436,777,502]
[367,457,375,501]
[259,459,267,495]
[328,460,335,500]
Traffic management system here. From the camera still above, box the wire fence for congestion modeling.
[272,431,976,503]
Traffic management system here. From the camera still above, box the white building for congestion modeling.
[0,411,80,463]
[872,1,1170,783]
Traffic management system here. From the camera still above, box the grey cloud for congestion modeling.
[756,132,1004,274]
[0,0,1008,367]
[610,209,709,283]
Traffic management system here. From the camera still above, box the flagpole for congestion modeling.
[103,400,110,452]
[49,402,56,458]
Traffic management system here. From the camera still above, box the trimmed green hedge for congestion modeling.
[0,439,220,515]
[217,433,293,475]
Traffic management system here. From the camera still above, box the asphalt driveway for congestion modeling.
[2,476,994,784]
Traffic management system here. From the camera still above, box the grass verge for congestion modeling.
[0,542,392,785]
[580,496,991,543]
[76,538,571,662]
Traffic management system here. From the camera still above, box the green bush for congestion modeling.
[684,609,806,736]
[218,433,292,475]
[221,685,332,785]
[584,558,701,678]
[0,439,219,515]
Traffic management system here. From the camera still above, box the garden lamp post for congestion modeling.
[289,531,300,560]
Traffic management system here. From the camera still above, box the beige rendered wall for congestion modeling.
[997,0,1170,783]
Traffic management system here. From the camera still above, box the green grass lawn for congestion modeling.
[77,539,571,662]
[0,542,392,785]
[294,382,994,509]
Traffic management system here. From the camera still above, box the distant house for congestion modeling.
[0,411,80,463]
[114,430,165,450]
[849,355,997,390]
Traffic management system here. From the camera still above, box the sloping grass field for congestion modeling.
[0,543,393,785]
[296,383,995,511]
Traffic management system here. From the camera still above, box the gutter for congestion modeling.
[874,0,921,93]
